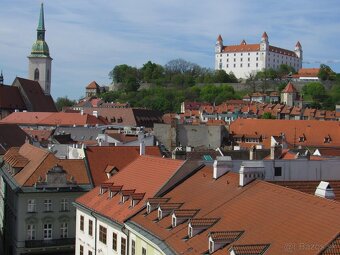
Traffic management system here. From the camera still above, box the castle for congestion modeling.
[215,32,302,79]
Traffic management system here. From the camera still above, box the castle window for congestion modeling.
[248,58,250,61]
[256,63,258,67]
[227,64,228,68]
[248,63,250,67]
[240,64,242,67]
[241,53,243,56]
[234,53,236,56]
[234,58,236,62]
[34,68,39,81]
[234,64,236,68]
[256,57,258,61]
[240,58,243,62]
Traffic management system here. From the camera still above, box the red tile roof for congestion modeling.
[86,81,100,89]
[0,124,28,154]
[230,119,340,149]
[129,167,340,254]
[319,233,340,255]
[230,244,270,255]
[14,77,57,112]
[282,82,298,93]
[84,146,162,186]
[0,112,109,126]
[76,156,184,223]
[0,85,26,110]
[222,44,260,53]
[3,143,89,186]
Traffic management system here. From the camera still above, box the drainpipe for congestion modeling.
[91,212,97,255]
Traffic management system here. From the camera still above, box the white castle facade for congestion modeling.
[214,32,303,79]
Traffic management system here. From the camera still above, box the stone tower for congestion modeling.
[28,3,52,95]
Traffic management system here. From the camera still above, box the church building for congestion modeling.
[0,4,56,119]
[215,32,303,79]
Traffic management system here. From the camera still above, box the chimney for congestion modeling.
[315,181,335,200]
[270,144,282,160]
[92,110,98,118]
[80,109,84,115]
[239,161,264,187]
[213,156,232,179]
[249,145,256,160]
[140,141,145,155]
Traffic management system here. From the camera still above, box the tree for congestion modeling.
[302,82,326,103]
[55,96,76,111]
[262,112,275,119]
[108,64,140,92]
[140,61,164,83]
[318,64,336,81]
[246,71,258,92]
[277,64,295,80]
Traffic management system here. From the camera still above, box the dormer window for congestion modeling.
[130,193,145,208]
[298,136,305,142]
[172,215,177,228]
[209,240,214,253]
[147,203,151,214]
[188,225,193,238]
[99,183,112,195]
[324,135,331,143]
[158,208,163,220]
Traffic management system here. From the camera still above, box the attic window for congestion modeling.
[209,240,214,253]
[324,136,331,143]
[298,136,305,142]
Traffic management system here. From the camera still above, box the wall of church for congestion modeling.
[28,57,52,95]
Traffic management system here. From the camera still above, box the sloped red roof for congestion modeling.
[0,85,26,110]
[217,34,223,42]
[282,82,297,93]
[129,167,340,254]
[86,81,100,89]
[3,143,89,186]
[230,119,340,149]
[0,112,109,126]
[84,146,162,186]
[76,156,184,223]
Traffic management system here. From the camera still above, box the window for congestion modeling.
[233,64,236,68]
[80,215,84,231]
[27,224,36,240]
[131,240,136,255]
[34,68,39,81]
[248,63,250,67]
[256,63,258,67]
[248,53,250,56]
[227,58,229,62]
[27,199,36,212]
[88,220,93,236]
[240,58,243,62]
[142,247,147,255]
[209,240,214,253]
[44,199,52,212]
[43,223,53,240]
[99,225,107,244]
[234,53,236,56]
[60,198,69,211]
[240,64,243,67]
[233,58,236,62]
[112,232,117,251]
[274,167,282,177]
[226,64,228,68]
[256,57,258,61]
[88,251,92,255]
[60,222,68,238]
[121,237,126,255]
[80,245,84,255]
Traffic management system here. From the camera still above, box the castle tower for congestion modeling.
[215,34,223,54]
[28,3,52,95]
[260,31,269,51]
[294,41,303,70]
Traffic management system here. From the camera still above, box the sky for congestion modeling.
[1,0,340,99]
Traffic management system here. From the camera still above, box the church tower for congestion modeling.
[28,3,52,95]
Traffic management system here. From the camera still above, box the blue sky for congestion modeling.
[1,0,339,99]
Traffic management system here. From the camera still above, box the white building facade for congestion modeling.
[215,32,302,79]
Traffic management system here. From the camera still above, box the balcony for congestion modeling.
[25,238,75,248]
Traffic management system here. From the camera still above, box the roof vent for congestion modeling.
[315,181,335,200]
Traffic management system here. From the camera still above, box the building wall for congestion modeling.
[28,57,52,95]
[230,158,340,181]
[76,207,127,255]
[154,123,227,151]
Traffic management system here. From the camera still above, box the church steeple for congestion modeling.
[37,3,46,41]
[28,3,52,95]
[30,3,49,57]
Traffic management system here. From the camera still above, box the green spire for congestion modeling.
[30,3,50,57]
[37,3,45,31]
